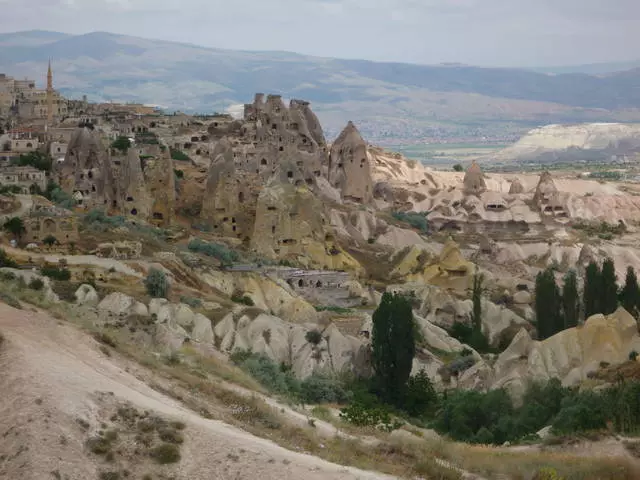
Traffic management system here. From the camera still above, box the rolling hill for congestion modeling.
[2,30,640,141]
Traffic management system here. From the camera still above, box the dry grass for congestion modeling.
[5,276,638,480]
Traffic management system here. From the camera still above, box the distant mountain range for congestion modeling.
[2,30,640,142]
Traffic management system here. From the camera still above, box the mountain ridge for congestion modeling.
[2,30,640,141]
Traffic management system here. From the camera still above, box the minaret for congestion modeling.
[46,59,53,126]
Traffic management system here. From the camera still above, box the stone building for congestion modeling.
[23,203,79,244]
[0,166,46,192]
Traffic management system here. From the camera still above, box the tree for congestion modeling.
[371,292,415,405]
[453,164,463,172]
[601,258,619,315]
[584,261,601,319]
[3,217,25,241]
[111,136,131,153]
[470,268,485,332]
[144,268,170,298]
[562,269,579,329]
[620,266,640,317]
[43,235,57,248]
[535,267,562,340]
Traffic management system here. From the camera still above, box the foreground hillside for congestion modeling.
[3,30,640,140]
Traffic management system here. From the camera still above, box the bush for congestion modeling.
[403,370,437,417]
[0,249,18,268]
[453,163,463,172]
[179,296,202,308]
[150,443,181,464]
[339,401,402,432]
[630,351,638,361]
[28,277,44,291]
[187,238,239,266]
[40,265,71,281]
[391,211,429,233]
[305,329,323,345]
[170,148,191,162]
[145,268,170,298]
[238,353,300,397]
[231,293,254,306]
[299,373,350,404]
[111,136,131,153]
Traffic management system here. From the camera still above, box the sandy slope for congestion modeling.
[0,304,395,480]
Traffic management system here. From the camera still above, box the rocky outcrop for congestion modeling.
[144,153,176,227]
[327,122,373,203]
[214,310,370,379]
[492,307,640,401]
[75,284,99,306]
[98,292,148,319]
[463,161,486,195]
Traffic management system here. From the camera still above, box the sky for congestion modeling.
[0,0,637,67]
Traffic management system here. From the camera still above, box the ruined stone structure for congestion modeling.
[0,166,46,193]
[24,204,79,244]
[463,161,487,195]
[509,178,525,194]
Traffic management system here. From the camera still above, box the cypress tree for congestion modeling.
[562,269,579,329]
[601,258,619,315]
[535,268,562,340]
[371,292,415,405]
[584,261,601,319]
[620,266,640,317]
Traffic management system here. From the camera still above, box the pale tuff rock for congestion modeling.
[328,121,374,203]
[98,292,148,318]
[463,161,486,195]
[74,284,99,306]
[492,308,640,401]
[55,126,176,226]
[508,177,525,194]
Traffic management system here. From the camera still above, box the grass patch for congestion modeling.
[150,443,181,464]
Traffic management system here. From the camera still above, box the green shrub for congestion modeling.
[187,238,239,266]
[28,277,44,291]
[179,296,202,308]
[0,291,21,309]
[231,293,254,306]
[145,268,170,298]
[339,401,402,432]
[0,249,18,268]
[305,329,323,345]
[170,148,191,162]
[453,163,463,172]
[299,373,350,404]
[40,265,71,281]
[391,211,429,233]
[403,370,437,417]
[173,168,184,179]
[631,351,639,361]
[239,353,300,397]
[111,136,131,153]
[150,443,181,464]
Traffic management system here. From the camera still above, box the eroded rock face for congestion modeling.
[328,122,373,203]
[492,307,640,402]
[98,292,148,319]
[55,126,176,226]
[463,161,486,195]
[75,284,99,306]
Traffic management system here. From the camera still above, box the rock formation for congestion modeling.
[463,161,486,195]
[328,121,373,203]
[55,126,176,226]
[509,178,525,194]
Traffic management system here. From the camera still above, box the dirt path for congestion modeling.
[0,304,395,480]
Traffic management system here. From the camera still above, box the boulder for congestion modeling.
[98,292,139,317]
[75,284,99,306]
[149,298,169,317]
[154,323,189,353]
[513,290,532,305]
[191,313,214,344]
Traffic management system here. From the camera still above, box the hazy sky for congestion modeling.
[0,0,637,67]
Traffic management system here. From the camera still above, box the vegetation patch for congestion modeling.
[187,238,239,266]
